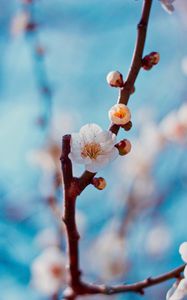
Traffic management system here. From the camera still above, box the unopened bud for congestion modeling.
[108,103,131,125]
[116,139,131,156]
[106,71,124,88]
[142,52,160,70]
[92,177,107,190]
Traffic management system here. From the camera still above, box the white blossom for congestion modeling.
[69,123,118,173]
[88,222,127,280]
[167,279,187,300]
[31,247,66,296]
[146,224,171,256]
[179,242,187,263]
[181,56,187,76]
[108,103,131,125]
[160,112,187,143]
[160,0,175,14]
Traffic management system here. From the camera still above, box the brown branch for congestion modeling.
[60,135,82,290]
[59,1,185,299]
[79,0,152,187]
[75,264,185,296]
[110,0,152,135]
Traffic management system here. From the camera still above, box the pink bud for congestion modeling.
[116,139,131,156]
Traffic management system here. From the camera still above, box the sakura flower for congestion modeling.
[160,112,187,143]
[31,247,66,296]
[88,223,127,280]
[11,11,30,36]
[146,224,171,256]
[166,279,187,300]
[106,71,124,87]
[181,56,187,76]
[159,0,175,14]
[109,103,131,126]
[179,242,187,263]
[69,124,118,173]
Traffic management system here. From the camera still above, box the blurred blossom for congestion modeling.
[181,56,187,76]
[179,242,187,263]
[35,228,60,249]
[31,247,66,296]
[50,112,80,142]
[89,223,127,280]
[160,104,187,143]
[145,224,171,256]
[27,149,58,174]
[39,173,56,198]
[132,176,156,201]
[119,122,164,179]
[10,11,30,36]
[167,279,187,300]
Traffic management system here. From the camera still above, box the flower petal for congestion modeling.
[79,124,102,143]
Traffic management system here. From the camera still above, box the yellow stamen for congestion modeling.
[81,142,102,159]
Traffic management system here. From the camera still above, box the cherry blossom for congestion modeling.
[31,247,66,296]
[69,124,118,173]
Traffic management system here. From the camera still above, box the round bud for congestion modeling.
[106,71,124,88]
[92,177,107,190]
[142,55,153,70]
[108,103,131,125]
[116,139,131,156]
[142,52,160,70]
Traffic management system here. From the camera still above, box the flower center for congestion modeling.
[50,265,63,278]
[81,142,102,160]
[114,107,126,119]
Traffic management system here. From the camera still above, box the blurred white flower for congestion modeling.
[27,150,57,174]
[160,109,187,143]
[178,104,187,127]
[179,242,187,263]
[50,111,80,142]
[167,282,178,300]
[160,0,175,14]
[89,223,127,280]
[181,56,187,76]
[31,247,66,296]
[11,11,29,36]
[108,104,131,125]
[35,228,60,249]
[167,279,187,300]
[146,224,171,256]
[119,122,164,179]
[69,124,118,173]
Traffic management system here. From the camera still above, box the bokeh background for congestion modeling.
[1,0,187,299]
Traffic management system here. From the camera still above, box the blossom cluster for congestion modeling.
[69,104,132,173]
